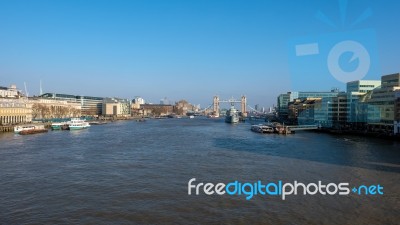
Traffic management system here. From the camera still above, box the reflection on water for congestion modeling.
[0,118,399,224]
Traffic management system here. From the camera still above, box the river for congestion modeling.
[0,118,399,224]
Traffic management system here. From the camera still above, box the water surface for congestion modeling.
[0,118,399,224]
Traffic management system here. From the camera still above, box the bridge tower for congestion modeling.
[213,96,220,117]
[241,95,247,117]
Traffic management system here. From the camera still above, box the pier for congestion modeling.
[285,125,319,131]
[0,126,14,132]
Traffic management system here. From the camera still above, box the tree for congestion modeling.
[173,107,184,115]
[174,99,191,115]
[32,103,40,119]
[152,106,168,116]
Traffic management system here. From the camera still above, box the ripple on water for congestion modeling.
[0,118,399,224]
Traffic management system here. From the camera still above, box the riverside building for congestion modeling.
[29,97,81,119]
[364,73,400,133]
[0,84,31,125]
[278,90,342,119]
[395,91,400,134]
[288,98,321,124]
[346,80,381,126]
[102,98,131,117]
[313,93,348,128]
[0,98,32,125]
[0,84,20,98]
[40,93,104,116]
[286,73,400,134]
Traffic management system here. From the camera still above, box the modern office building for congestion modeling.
[366,73,400,126]
[313,93,347,128]
[277,93,291,117]
[341,73,399,133]
[394,91,400,134]
[278,90,342,119]
[278,73,400,134]
[291,90,341,100]
[102,98,131,117]
[40,93,104,116]
[289,98,321,125]
[313,79,388,129]
[346,80,381,123]
[347,80,382,93]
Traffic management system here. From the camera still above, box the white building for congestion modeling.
[132,97,145,109]
[0,84,20,98]
[347,80,382,93]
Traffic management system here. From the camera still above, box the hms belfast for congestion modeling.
[211,96,247,124]
[225,104,240,123]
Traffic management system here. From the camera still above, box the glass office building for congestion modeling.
[365,73,400,125]
[313,94,347,128]
[346,80,381,123]
[277,90,341,119]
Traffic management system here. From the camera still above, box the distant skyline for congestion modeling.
[1,0,399,107]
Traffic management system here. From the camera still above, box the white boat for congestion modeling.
[251,124,275,133]
[189,115,194,119]
[68,118,91,130]
[14,125,36,134]
[14,124,47,134]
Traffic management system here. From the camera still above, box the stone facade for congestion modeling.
[0,98,32,125]
[30,98,81,119]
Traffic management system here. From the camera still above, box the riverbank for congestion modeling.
[309,128,400,141]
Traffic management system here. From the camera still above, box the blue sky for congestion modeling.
[0,0,399,108]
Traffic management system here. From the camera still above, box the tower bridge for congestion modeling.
[212,96,247,117]
[199,95,265,118]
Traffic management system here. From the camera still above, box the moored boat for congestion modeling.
[20,129,48,135]
[14,124,47,135]
[251,124,275,133]
[68,118,91,130]
[14,125,36,134]
[51,122,68,130]
[225,106,239,124]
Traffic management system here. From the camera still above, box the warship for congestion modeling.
[225,105,239,124]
